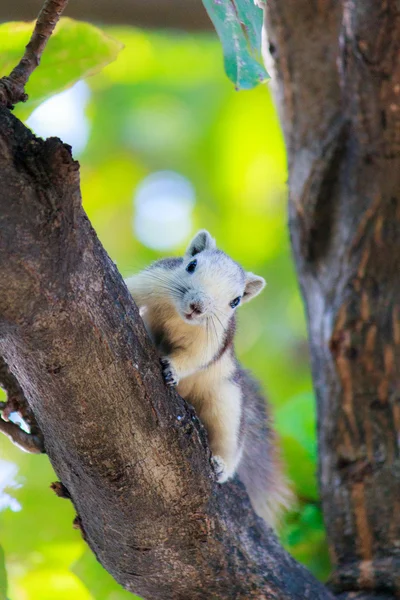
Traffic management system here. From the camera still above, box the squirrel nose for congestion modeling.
[189,301,203,315]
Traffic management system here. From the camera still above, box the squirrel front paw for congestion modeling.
[211,455,231,484]
[160,358,179,387]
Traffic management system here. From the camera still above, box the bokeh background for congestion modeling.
[0,22,330,600]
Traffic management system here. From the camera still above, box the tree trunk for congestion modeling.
[263,1,400,598]
[0,107,332,599]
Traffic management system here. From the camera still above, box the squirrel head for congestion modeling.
[173,230,266,327]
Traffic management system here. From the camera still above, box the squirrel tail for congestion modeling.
[237,369,294,528]
[250,443,294,529]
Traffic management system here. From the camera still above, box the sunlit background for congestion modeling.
[0,26,330,600]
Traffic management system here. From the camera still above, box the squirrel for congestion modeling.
[126,230,292,526]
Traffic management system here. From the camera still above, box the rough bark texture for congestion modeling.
[0,107,333,599]
[263,1,400,598]
[0,0,212,31]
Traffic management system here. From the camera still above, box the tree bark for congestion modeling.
[0,107,333,599]
[263,1,400,598]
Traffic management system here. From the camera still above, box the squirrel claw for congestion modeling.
[160,358,179,387]
[211,455,230,484]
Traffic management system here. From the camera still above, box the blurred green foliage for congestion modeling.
[0,18,122,119]
[72,551,134,600]
[0,22,330,600]
[0,545,7,600]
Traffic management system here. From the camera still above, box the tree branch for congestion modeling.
[0,419,44,453]
[0,0,69,108]
[263,1,400,597]
[0,355,45,452]
[0,106,334,599]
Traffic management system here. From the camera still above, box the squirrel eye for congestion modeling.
[186,259,197,274]
[230,296,241,309]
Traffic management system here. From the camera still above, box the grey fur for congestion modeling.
[147,257,183,271]
[235,366,292,525]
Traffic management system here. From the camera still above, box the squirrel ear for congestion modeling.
[241,272,266,303]
[185,230,216,257]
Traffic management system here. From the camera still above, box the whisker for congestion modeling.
[211,311,225,331]
[142,274,186,298]
[213,306,231,319]
[209,314,220,355]
[144,272,186,295]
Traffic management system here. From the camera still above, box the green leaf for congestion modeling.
[72,549,140,600]
[0,546,8,600]
[0,18,122,119]
[201,0,268,89]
